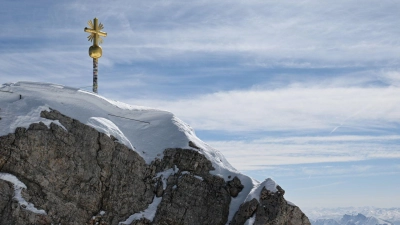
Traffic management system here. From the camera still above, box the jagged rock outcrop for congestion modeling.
[231,186,310,225]
[0,109,310,225]
[0,110,154,224]
[147,148,231,225]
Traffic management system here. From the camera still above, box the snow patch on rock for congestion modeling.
[156,166,179,190]
[118,196,162,224]
[8,105,66,132]
[244,213,256,225]
[87,117,134,150]
[245,178,278,202]
[0,172,47,215]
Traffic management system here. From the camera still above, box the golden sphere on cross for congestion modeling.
[89,45,103,59]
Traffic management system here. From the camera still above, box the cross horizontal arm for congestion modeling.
[84,28,108,37]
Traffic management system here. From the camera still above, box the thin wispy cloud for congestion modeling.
[208,135,400,170]
[128,76,400,133]
[4,0,398,68]
[247,160,400,182]
[294,181,344,191]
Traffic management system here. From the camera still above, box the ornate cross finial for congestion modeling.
[84,18,107,59]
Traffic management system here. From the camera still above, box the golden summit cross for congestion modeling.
[84,18,107,93]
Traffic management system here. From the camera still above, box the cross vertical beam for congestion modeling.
[93,18,99,46]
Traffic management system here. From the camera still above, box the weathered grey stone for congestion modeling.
[0,110,154,224]
[153,173,231,225]
[40,109,73,130]
[230,198,259,225]
[0,133,14,171]
[146,148,233,224]
[152,148,214,177]
[227,176,244,197]
[254,186,287,225]
[188,141,200,149]
[0,109,311,225]
[130,218,151,225]
[155,179,164,198]
[231,186,311,225]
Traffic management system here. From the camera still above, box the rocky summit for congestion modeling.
[0,82,311,225]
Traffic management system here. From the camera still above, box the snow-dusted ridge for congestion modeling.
[0,81,287,223]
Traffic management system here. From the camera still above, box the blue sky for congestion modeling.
[1,0,400,208]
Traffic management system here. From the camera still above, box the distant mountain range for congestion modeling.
[304,208,400,225]
[311,213,393,225]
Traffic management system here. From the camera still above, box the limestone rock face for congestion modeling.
[231,187,311,225]
[0,110,154,224]
[0,109,311,225]
[148,148,231,225]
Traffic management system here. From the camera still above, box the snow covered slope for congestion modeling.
[0,81,283,223]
